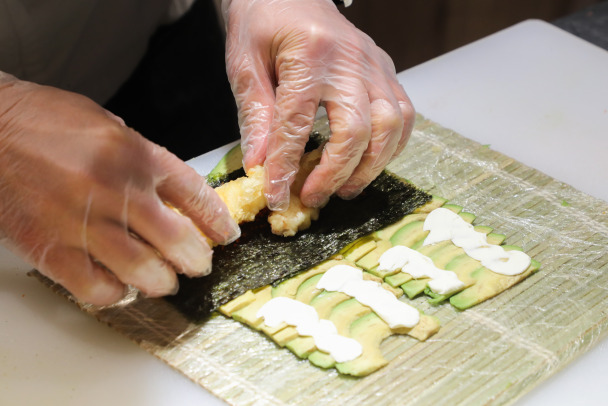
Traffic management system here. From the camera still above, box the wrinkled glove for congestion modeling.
[223,0,415,211]
[0,75,240,305]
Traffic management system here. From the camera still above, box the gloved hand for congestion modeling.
[0,75,240,305]
[223,0,415,211]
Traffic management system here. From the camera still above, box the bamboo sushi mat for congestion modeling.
[35,115,608,405]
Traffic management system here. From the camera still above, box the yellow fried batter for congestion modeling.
[214,165,266,224]
[267,148,322,236]
[214,148,323,237]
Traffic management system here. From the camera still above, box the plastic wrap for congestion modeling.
[32,115,608,405]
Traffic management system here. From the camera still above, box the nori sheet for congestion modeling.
[206,167,246,188]
[206,132,326,188]
[165,171,431,320]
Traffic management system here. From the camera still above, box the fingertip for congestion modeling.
[336,183,366,201]
[266,190,290,212]
[223,222,241,245]
[69,265,127,306]
[241,136,267,172]
[300,191,330,209]
[264,162,294,212]
[139,270,180,298]
[174,235,214,277]
[125,258,181,298]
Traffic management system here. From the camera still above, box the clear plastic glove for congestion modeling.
[223,0,415,211]
[0,75,240,305]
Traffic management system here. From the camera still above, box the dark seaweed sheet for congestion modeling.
[206,168,246,188]
[206,133,325,188]
[165,171,431,320]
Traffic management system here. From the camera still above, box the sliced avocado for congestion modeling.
[295,273,324,304]
[401,279,429,299]
[423,245,487,304]
[425,288,451,305]
[328,298,372,336]
[459,212,476,224]
[231,285,273,329]
[390,242,467,302]
[218,290,256,317]
[385,272,412,288]
[442,204,463,214]
[416,239,452,258]
[272,260,340,299]
[410,239,426,250]
[474,225,493,235]
[387,245,464,291]
[444,254,484,286]
[356,240,393,274]
[428,243,465,268]
[335,313,392,377]
[381,281,404,297]
[487,233,507,245]
[450,248,541,310]
[342,237,377,262]
[286,336,317,359]
[308,351,336,369]
[206,143,244,187]
[402,314,441,341]
[389,221,427,248]
[414,195,448,213]
[501,244,523,251]
[271,326,299,347]
[309,291,351,319]
[374,213,427,240]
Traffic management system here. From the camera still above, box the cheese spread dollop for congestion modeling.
[317,265,420,328]
[257,297,363,362]
[423,208,531,276]
[378,245,465,294]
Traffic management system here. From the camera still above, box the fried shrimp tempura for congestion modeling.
[213,148,323,237]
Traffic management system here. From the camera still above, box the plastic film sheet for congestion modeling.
[32,115,608,405]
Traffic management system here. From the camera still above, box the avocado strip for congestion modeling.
[165,171,431,320]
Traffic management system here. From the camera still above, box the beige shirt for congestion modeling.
[0,0,195,104]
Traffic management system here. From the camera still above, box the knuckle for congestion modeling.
[239,99,272,127]
[399,100,416,122]
[226,53,252,83]
[342,119,372,142]
[184,183,214,216]
[277,109,316,138]
[305,24,333,51]
[375,104,404,135]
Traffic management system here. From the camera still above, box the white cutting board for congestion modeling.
[396,19,608,405]
[396,19,608,203]
[1,19,607,406]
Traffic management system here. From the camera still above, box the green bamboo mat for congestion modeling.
[35,115,608,405]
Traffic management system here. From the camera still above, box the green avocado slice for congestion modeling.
[206,143,245,188]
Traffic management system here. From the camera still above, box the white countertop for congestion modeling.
[1,20,607,406]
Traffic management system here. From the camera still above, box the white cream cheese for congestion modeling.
[316,265,420,329]
[423,208,531,276]
[378,245,465,294]
[257,297,362,362]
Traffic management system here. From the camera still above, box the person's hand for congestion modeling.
[0,76,240,305]
[223,0,415,211]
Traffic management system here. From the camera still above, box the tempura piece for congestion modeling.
[213,148,323,237]
[215,165,266,224]
[268,148,323,236]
